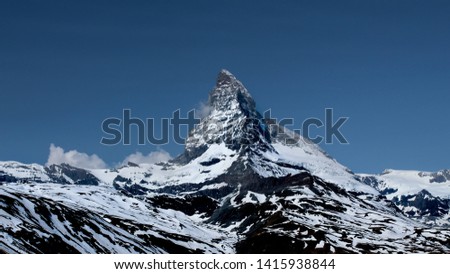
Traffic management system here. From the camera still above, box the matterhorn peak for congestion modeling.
[178,69,272,163]
[216,69,237,86]
[208,69,256,114]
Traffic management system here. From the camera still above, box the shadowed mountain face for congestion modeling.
[1,70,450,254]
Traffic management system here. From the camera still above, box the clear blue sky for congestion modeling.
[1,0,449,173]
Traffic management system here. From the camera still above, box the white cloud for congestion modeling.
[46,144,171,170]
[121,150,172,166]
[46,144,107,169]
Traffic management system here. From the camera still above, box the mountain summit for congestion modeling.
[181,69,271,163]
[216,69,237,85]
[1,70,450,254]
[210,69,256,112]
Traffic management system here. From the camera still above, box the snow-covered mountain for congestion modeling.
[360,170,450,225]
[1,70,450,253]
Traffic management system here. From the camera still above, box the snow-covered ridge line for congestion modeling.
[359,169,450,199]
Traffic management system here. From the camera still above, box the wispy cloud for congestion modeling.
[196,101,212,119]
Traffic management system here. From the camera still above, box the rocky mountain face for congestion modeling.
[1,70,449,253]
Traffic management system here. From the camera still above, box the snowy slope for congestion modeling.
[0,161,50,182]
[217,173,450,253]
[0,182,235,253]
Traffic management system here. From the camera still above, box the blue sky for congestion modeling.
[1,0,449,173]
